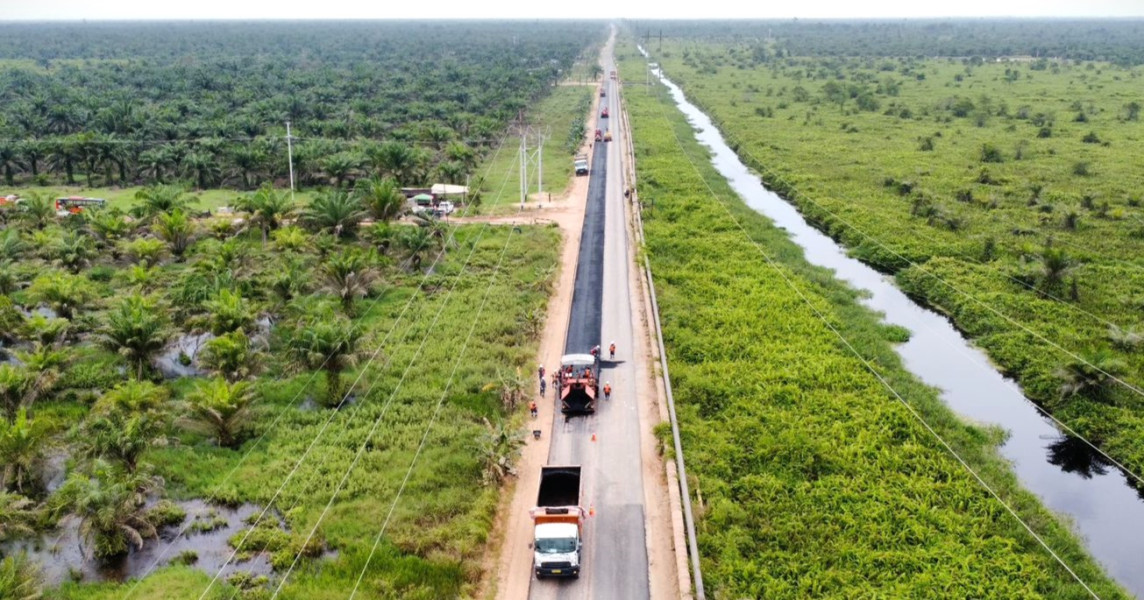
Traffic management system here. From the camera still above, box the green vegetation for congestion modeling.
[633,32,1144,481]
[477,85,595,208]
[620,45,1128,599]
[0,22,599,192]
[0,173,560,597]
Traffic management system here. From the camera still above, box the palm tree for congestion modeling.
[87,209,133,250]
[52,231,95,274]
[356,176,407,223]
[99,295,170,380]
[0,229,25,261]
[199,330,259,382]
[18,194,55,231]
[153,209,196,261]
[77,409,164,474]
[0,366,32,426]
[474,418,525,486]
[236,184,295,244]
[370,141,414,183]
[1036,245,1075,295]
[321,152,362,189]
[288,318,363,408]
[56,461,162,558]
[122,238,166,267]
[134,185,190,219]
[183,151,221,190]
[303,190,365,239]
[320,249,378,315]
[1056,348,1128,404]
[0,552,42,600]
[0,410,46,494]
[180,377,256,448]
[482,367,530,412]
[203,289,255,336]
[398,226,434,272]
[26,272,95,320]
[0,142,19,186]
[93,380,169,415]
[15,344,68,415]
[0,492,39,542]
[271,226,310,253]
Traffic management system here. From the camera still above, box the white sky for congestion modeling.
[1,0,1142,20]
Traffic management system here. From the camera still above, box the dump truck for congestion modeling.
[604,130,613,142]
[594,129,602,142]
[600,107,609,119]
[531,466,584,578]
[556,353,598,414]
[574,155,589,176]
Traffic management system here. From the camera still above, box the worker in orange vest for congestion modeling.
[609,341,616,360]
[529,400,538,418]
[603,381,612,401]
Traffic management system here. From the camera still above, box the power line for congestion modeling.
[195,135,521,600]
[122,132,512,599]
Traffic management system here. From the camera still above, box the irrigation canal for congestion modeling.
[643,47,1144,598]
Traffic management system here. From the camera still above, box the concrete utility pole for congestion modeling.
[519,121,528,212]
[285,120,296,203]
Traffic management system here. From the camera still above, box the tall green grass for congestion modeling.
[620,47,1128,599]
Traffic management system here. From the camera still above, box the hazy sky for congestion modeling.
[2,0,1142,20]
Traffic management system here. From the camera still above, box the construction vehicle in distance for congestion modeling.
[610,70,616,80]
[574,154,589,176]
[604,130,612,142]
[594,129,602,142]
[531,466,585,578]
[556,353,598,414]
[600,86,606,98]
[600,107,609,119]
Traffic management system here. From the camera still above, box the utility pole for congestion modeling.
[535,128,546,196]
[285,120,296,203]
[518,114,528,212]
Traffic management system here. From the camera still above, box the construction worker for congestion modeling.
[538,364,546,381]
[609,341,616,360]
[590,344,600,358]
[603,381,612,401]
[529,400,538,419]
[540,377,547,397]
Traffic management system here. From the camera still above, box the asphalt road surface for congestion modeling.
[530,51,652,600]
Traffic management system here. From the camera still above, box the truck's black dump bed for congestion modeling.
[537,466,582,507]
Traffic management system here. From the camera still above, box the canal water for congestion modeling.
[640,46,1144,597]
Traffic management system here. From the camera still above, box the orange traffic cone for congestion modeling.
[591,433,597,442]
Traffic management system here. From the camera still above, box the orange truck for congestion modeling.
[531,466,584,578]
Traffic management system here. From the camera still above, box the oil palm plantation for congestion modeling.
[0,552,42,600]
[180,377,256,448]
[0,492,39,542]
[99,294,170,380]
[77,407,165,474]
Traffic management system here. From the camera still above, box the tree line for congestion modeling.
[0,21,602,189]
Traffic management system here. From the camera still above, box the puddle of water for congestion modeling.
[1,500,271,586]
[643,46,1144,597]
[154,332,212,379]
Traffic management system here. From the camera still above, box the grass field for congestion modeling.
[476,85,594,209]
[620,43,1128,600]
[625,40,1144,479]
